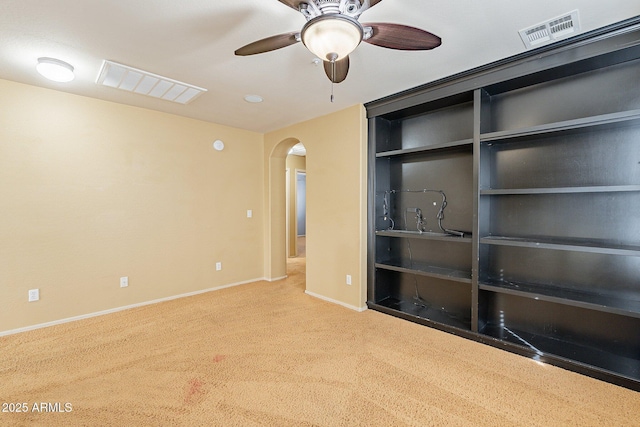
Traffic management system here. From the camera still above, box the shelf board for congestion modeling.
[376,259,472,283]
[480,185,640,195]
[372,297,471,331]
[479,280,640,319]
[480,109,640,144]
[480,323,640,382]
[376,138,473,158]
[480,235,640,257]
[376,229,472,242]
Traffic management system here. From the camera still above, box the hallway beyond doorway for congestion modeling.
[296,236,306,258]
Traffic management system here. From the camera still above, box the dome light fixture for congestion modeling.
[301,14,363,62]
[36,57,75,82]
[244,94,263,103]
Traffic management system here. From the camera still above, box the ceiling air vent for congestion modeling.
[519,10,581,49]
[96,60,207,104]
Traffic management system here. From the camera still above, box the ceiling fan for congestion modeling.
[235,0,441,84]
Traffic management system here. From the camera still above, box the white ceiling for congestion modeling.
[1,1,638,133]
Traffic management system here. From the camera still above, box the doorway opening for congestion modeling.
[285,143,306,261]
[296,171,306,258]
[266,137,307,284]
[285,142,306,282]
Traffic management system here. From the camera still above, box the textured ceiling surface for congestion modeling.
[1,0,639,132]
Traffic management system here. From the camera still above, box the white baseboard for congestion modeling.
[266,275,288,282]
[0,277,264,337]
[304,290,368,312]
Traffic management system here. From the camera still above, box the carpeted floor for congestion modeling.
[1,256,639,426]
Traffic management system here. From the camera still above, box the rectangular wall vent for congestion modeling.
[519,10,581,49]
[96,60,207,104]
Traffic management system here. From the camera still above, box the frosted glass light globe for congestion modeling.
[302,15,363,61]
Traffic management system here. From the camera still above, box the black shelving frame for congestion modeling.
[366,16,640,391]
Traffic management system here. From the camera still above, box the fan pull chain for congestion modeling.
[327,53,338,103]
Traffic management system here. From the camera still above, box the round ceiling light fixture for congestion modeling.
[301,14,363,62]
[36,57,75,82]
[244,94,263,103]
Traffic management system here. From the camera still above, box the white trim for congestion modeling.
[267,275,288,282]
[0,277,265,337]
[304,290,368,312]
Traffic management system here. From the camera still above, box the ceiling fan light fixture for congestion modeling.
[36,57,75,82]
[301,14,363,61]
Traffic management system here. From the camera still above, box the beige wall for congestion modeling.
[1,78,368,332]
[0,79,265,332]
[264,105,368,310]
[285,154,306,256]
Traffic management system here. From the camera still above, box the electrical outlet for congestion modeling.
[346,275,352,285]
[28,289,39,302]
[247,209,252,218]
[216,262,222,271]
[120,277,129,288]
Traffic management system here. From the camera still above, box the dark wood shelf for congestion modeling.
[376,229,472,242]
[372,297,471,331]
[480,185,640,195]
[480,323,640,382]
[479,279,640,319]
[480,235,640,257]
[376,138,473,158]
[480,109,640,144]
[376,259,471,284]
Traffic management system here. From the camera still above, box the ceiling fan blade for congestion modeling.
[277,0,304,10]
[235,32,300,56]
[363,23,441,50]
[323,56,350,83]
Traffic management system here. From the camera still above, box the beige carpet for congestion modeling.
[1,257,639,426]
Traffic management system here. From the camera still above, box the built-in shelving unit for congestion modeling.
[366,17,640,391]
[370,89,475,334]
